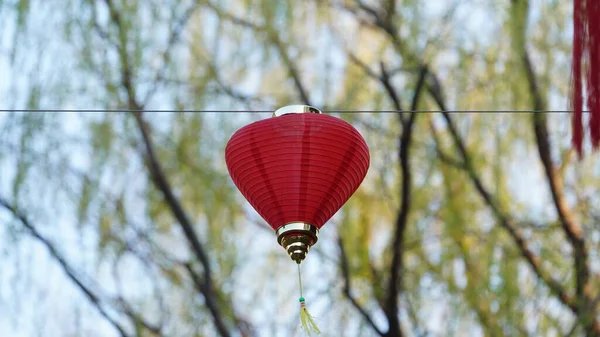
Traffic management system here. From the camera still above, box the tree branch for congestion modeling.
[132,113,232,337]
[143,2,201,105]
[523,43,589,295]
[268,32,312,105]
[410,67,428,115]
[384,127,412,335]
[347,53,403,114]
[103,0,138,108]
[383,67,426,337]
[404,294,427,337]
[183,263,237,337]
[99,1,234,335]
[380,62,403,113]
[338,236,385,336]
[355,1,397,40]
[522,45,597,334]
[427,78,578,313]
[347,52,379,79]
[343,0,404,57]
[510,1,597,325]
[204,2,311,105]
[0,197,130,337]
[204,1,261,30]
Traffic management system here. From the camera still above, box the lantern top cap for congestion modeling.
[273,105,322,117]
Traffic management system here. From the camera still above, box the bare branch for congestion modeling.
[117,297,163,336]
[380,62,403,113]
[204,2,262,30]
[342,0,404,55]
[347,52,379,80]
[206,61,265,105]
[436,149,464,169]
[98,1,235,335]
[355,0,397,39]
[132,112,233,337]
[523,44,589,294]
[103,0,138,108]
[356,1,380,20]
[427,80,578,313]
[0,197,130,337]
[268,32,312,105]
[334,2,380,30]
[404,295,427,337]
[510,0,597,325]
[183,263,232,337]
[204,2,311,105]
[410,67,428,113]
[532,112,590,293]
[428,118,465,169]
[143,2,201,105]
[383,67,427,337]
[338,236,385,336]
[346,53,403,115]
[523,46,598,334]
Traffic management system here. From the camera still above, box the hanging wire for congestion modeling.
[0,109,590,113]
[297,263,304,299]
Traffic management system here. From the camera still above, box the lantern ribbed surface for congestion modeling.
[225,113,370,231]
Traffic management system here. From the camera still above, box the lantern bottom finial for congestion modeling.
[276,223,319,264]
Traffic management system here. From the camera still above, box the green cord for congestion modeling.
[297,263,320,335]
[298,263,304,299]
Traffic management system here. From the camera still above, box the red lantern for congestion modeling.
[571,0,600,157]
[225,105,370,263]
[225,105,369,334]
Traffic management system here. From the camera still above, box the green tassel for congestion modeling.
[299,297,320,336]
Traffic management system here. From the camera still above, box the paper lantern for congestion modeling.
[225,105,370,263]
[225,105,369,334]
[571,0,600,157]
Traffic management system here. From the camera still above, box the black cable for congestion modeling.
[0,109,588,113]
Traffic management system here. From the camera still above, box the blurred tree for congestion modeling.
[1,0,599,336]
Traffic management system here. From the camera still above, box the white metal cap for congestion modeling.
[273,105,322,117]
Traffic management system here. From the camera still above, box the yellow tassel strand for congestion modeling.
[299,298,321,335]
[297,264,321,336]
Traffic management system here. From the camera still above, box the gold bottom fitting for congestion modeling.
[276,222,319,264]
